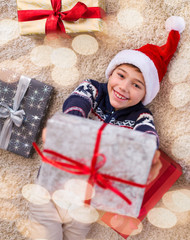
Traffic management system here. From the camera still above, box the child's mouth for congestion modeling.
[113,90,128,101]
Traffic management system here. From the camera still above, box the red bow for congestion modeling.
[33,122,147,205]
[17,0,105,34]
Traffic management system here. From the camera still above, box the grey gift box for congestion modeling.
[39,111,157,217]
[0,70,53,158]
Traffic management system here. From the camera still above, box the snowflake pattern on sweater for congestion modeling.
[62,79,159,146]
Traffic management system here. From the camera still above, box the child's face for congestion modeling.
[107,64,146,111]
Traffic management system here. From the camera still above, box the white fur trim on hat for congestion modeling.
[105,49,160,106]
[165,16,185,34]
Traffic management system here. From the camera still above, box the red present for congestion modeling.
[101,150,182,238]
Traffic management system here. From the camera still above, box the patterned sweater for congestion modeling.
[62,79,159,146]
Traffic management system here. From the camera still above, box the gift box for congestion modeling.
[0,69,53,158]
[16,0,106,35]
[34,111,157,218]
[101,150,182,238]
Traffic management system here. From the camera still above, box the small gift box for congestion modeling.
[34,112,157,218]
[16,0,106,35]
[101,150,182,238]
[0,69,53,158]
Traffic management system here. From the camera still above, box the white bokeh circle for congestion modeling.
[30,45,53,67]
[51,48,77,68]
[117,8,143,30]
[110,214,143,235]
[162,189,190,212]
[169,83,190,108]
[169,58,189,84]
[51,66,79,87]
[22,184,51,205]
[0,19,19,46]
[68,204,99,224]
[172,135,190,160]
[147,208,177,228]
[72,34,99,55]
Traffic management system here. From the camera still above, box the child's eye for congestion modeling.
[133,83,141,89]
[118,73,124,78]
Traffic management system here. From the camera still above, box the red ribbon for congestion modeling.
[17,0,105,34]
[33,122,147,205]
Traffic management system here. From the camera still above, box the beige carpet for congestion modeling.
[0,0,190,239]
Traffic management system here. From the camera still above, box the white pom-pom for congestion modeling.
[165,16,185,34]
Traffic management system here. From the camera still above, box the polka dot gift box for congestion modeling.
[0,69,53,158]
[16,0,106,35]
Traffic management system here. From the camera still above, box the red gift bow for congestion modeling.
[17,0,105,34]
[33,123,147,205]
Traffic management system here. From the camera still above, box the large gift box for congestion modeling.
[0,69,53,158]
[17,0,106,35]
[34,111,157,218]
[101,150,182,238]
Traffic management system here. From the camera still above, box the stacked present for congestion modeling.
[0,69,53,158]
[16,0,106,35]
[34,112,157,218]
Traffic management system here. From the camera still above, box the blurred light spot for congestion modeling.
[110,214,142,235]
[22,184,51,205]
[51,66,79,87]
[163,189,190,212]
[172,135,190,160]
[72,34,99,55]
[117,8,143,30]
[30,46,53,67]
[0,19,19,45]
[50,48,77,68]
[68,204,99,224]
[172,189,190,212]
[147,208,177,228]
[52,189,81,209]
[169,83,190,108]
[168,58,189,84]
[64,179,95,201]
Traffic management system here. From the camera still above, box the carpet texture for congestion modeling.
[0,0,190,240]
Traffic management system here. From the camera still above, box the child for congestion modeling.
[31,16,185,240]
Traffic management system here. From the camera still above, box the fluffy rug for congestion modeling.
[0,0,190,239]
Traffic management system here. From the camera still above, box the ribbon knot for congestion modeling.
[0,102,25,127]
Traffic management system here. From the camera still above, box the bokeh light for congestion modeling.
[147,207,177,228]
[22,184,51,205]
[72,34,99,55]
[68,204,99,224]
[64,179,95,201]
[0,19,19,45]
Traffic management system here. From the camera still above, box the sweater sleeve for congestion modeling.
[133,112,159,147]
[62,79,98,118]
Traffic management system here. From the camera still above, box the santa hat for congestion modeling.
[105,16,185,106]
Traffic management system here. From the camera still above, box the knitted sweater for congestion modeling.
[62,79,159,146]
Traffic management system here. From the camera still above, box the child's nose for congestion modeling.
[119,80,130,92]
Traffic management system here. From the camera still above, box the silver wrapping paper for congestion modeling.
[38,111,157,217]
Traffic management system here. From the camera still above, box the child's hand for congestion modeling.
[42,127,46,144]
[147,150,162,185]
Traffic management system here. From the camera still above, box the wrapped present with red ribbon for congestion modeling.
[16,0,106,35]
[33,112,157,218]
